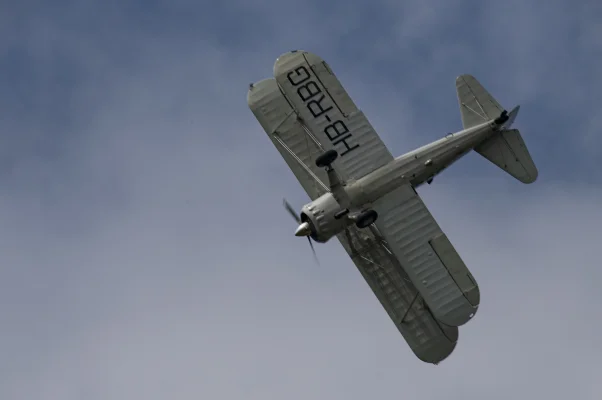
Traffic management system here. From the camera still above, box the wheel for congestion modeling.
[315,149,338,168]
[355,209,378,229]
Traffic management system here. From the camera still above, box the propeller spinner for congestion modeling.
[283,198,319,264]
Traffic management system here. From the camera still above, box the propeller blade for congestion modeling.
[282,198,318,264]
[307,237,319,265]
[283,198,301,223]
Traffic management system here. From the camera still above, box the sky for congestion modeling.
[1,0,601,398]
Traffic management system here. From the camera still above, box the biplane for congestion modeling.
[247,50,538,364]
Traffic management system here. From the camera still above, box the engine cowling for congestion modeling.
[299,193,351,243]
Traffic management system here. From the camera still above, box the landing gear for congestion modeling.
[315,149,338,168]
[355,209,378,229]
[315,149,347,206]
[315,149,378,229]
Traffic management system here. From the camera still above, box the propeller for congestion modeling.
[283,198,319,265]
[283,198,300,223]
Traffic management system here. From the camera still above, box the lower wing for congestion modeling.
[336,225,458,364]
[372,185,480,327]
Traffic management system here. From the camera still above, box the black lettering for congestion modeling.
[297,81,321,101]
[307,95,333,118]
[287,66,310,86]
[334,134,360,157]
[324,120,349,141]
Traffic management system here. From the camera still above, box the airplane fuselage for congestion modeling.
[299,119,500,243]
[346,119,497,204]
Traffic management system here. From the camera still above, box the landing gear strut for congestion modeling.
[315,149,379,229]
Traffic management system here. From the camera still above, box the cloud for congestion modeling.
[0,0,600,399]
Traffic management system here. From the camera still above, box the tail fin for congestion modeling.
[456,74,505,129]
[455,75,538,184]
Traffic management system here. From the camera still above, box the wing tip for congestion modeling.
[456,74,475,84]
[246,78,278,107]
[274,50,308,76]
[412,334,458,364]
[274,50,328,77]
[520,167,539,184]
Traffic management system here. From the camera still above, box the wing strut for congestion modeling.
[272,134,330,193]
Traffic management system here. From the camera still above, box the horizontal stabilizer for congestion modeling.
[475,128,538,184]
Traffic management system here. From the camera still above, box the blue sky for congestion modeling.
[1,0,601,398]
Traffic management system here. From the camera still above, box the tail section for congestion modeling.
[455,75,538,184]
[456,74,505,129]
[474,128,538,183]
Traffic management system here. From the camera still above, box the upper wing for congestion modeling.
[247,50,394,199]
[372,185,480,327]
[273,50,393,182]
[336,225,458,364]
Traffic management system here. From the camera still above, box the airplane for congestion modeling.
[247,50,538,364]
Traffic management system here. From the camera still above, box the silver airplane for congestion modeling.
[247,50,538,364]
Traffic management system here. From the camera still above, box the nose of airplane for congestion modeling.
[294,222,311,237]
